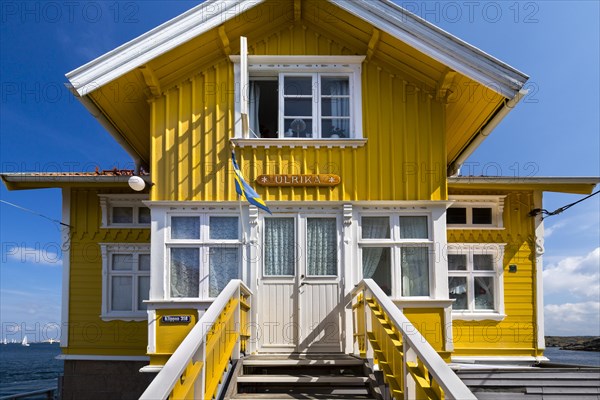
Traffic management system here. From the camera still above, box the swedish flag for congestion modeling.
[231,150,272,214]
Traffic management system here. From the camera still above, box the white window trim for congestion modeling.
[100,243,150,321]
[447,195,506,229]
[357,212,436,299]
[98,194,150,228]
[447,243,506,321]
[231,55,365,143]
[165,213,242,300]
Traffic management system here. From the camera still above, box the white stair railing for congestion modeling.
[352,279,475,400]
[140,279,252,400]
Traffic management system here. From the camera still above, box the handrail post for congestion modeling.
[364,288,373,361]
[403,338,416,399]
[233,286,241,360]
[193,334,206,399]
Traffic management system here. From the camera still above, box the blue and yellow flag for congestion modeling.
[231,150,272,214]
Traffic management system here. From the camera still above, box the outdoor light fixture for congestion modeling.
[128,176,146,191]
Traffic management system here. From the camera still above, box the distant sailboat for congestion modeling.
[21,336,30,347]
[2,338,7,345]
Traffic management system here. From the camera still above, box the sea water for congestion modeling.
[544,346,600,367]
[0,342,63,398]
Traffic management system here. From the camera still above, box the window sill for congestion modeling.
[100,314,147,322]
[451,312,506,321]
[231,138,367,149]
[447,226,505,230]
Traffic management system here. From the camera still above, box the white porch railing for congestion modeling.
[352,279,476,400]
[140,279,252,400]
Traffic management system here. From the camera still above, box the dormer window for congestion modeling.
[98,194,150,228]
[232,55,364,141]
[447,195,506,229]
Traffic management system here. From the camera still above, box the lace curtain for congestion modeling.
[264,218,295,276]
[361,217,390,278]
[209,247,239,297]
[170,248,199,297]
[307,218,337,276]
[401,247,429,296]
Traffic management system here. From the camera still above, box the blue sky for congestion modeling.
[1,1,598,341]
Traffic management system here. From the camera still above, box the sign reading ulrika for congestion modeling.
[255,174,341,187]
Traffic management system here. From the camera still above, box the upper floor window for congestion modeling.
[167,214,241,299]
[232,55,364,141]
[100,244,150,320]
[447,195,505,229]
[359,214,432,298]
[99,194,150,228]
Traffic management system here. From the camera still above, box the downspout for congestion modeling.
[65,84,147,173]
[447,88,528,177]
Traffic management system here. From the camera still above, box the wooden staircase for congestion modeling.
[455,365,600,399]
[223,354,378,399]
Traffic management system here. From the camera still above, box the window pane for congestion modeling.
[264,218,295,276]
[210,217,239,240]
[111,276,132,311]
[448,277,467,310]
[284,118,312,137]
[284,76,312,96]
[399,216,428,239]
[139,254,151,271]
[284,98,312,117]
[112,207,133,224]
[361,217,390,239]
[472,208,492,224]
[474,254,494,270]
[321,98,350,117]
[307,218,337,276]
[209,248,239,297]
[321,119,350,138]
[362,247,391,295]
[448,254,467,271]
[112,254,132,271]
[401,247,429,296]
[321,77,349,96]
[138,276,150,311]
[170,248,199,298]
[171,217,200,239]
[474,277,494,310]
[138,207,151,224]
[447,208,466,224]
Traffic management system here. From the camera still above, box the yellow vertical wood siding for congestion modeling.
[63,188,150,356]
[150,24,447,202]
[448,191,541,358]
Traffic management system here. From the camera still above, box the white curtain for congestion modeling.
[401,247,429,296]
[399,216,428,239]
[264,218,295,275]
[249,81,260,138]
[170,248,200,297]
[361,217,389,278]
[362,247,385,280]
[307,218,337,275]
[209,247,239,297]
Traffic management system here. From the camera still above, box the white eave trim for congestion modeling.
[331,0,528,98]
[66,0,527,100]
[66,0,267,95]
[448,177,600,186]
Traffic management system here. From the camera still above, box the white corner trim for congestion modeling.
[533,191,545,351]
[56,354,150,361]
[60,188,71,348]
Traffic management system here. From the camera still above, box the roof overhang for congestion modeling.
[1,173,153,191]
[448,177,600,195]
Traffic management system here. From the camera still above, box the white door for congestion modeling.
[257,214,342,353]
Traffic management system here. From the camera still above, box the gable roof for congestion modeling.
[67,0,527,99]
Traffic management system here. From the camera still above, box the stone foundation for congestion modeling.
[61,360,156,400]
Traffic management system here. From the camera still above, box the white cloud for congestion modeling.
[543,247,600,300]
[544,221,565,238]
[544,302,600,336]
[2,245,62,267]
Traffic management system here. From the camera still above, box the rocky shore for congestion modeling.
[545,336,600,352]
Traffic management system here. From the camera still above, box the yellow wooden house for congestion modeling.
[2,0,599,399]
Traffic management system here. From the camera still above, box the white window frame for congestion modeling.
[231,55,365,142]
[98,194,150,228]
[100,243,150,321]
[447,195,506,229]
[358,213,434,299]
[165,213,242,300]
[447,243,506,321]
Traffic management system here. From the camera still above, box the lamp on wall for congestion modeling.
[128,176,146,191]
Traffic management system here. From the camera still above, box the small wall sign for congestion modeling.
[161,315,191,324]
[255,174,341,187]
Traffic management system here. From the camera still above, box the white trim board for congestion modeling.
[56,354,150,361]
[60,188,70,348]
[66,0,527,99]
